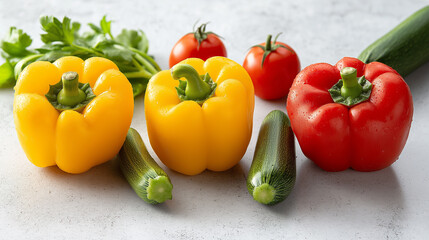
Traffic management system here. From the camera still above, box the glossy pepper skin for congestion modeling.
[13,56,134,174]
[145,57,255,175]
[286,57,413,172]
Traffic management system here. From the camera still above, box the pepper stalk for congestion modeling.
[328,67,373,107]
[171,64,217,105]
[45,71,96,112]
[57,72,87,106]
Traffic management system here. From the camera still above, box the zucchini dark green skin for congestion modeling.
[247,110,296,205]
[358,6,429,77]
[119,128,173,204]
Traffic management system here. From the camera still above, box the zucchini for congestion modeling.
[247,110,296,205]
[119,128,173,204]
[358,6,429,77]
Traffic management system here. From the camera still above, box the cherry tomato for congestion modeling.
[243,34,300,100]
[169,23,227,68]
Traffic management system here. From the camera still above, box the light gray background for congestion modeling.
[0,0,428,239]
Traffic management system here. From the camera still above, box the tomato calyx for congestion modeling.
[191,22,221,49]
[252,33,293,67]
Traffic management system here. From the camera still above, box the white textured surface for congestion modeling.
[1,0,428,239]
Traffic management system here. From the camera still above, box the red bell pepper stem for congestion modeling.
[340,67,363,99]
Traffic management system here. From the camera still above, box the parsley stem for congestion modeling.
[131,48,161,71]
[71,44,103,57]
[134,54,157,75]
[132,58,143,71]
[124,70,152,79]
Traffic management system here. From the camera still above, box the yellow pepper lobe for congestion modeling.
[13,94,58,167]
[13,56,134,174]
[145,57,255,176]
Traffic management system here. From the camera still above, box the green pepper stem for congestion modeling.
[57,71,87,106]
[265,34,273,51]
[253,183,276,205]
[340,67,363,99]
[146,176,173,203]
[171,64,212,100]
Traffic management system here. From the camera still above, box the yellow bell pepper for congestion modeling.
[13,56,134,174]
[145,57,255,175]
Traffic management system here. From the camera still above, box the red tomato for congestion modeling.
[169,23,227,68]
[243,34,300,100]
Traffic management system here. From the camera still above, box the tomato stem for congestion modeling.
[265,34,273,51]
[193,23,210,47]
[252,33,292,67]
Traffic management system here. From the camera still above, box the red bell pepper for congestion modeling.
[286,57,413,172]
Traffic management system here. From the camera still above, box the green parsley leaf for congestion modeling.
[130,78,148,97]
[0,60,15,88]
[0,15,159,97]
[87,23,103,34]
[115,29,149,53]
[95,40,134,63]
[40,16,80,44]
[100,16,113,38]
[0,27,33,57]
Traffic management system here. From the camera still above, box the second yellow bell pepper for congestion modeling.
[145,57,255,175]
[13,56,134,174]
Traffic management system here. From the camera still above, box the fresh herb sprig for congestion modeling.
[0,16,160,97]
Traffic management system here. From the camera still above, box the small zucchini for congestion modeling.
[119,128,173,204]
[358,6,429,77]
[247,110,296,205]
